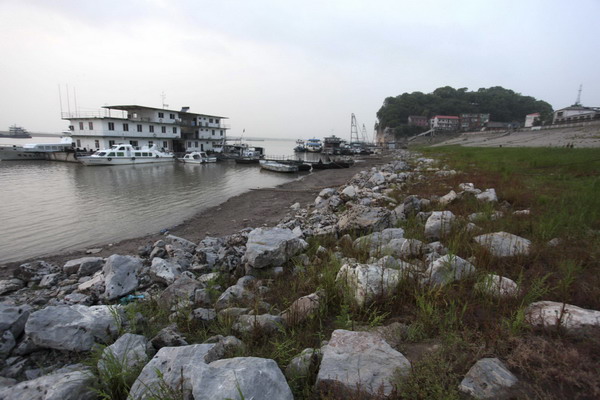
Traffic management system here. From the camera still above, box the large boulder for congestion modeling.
[316,330,410,397]
[159,276,204,310]
[129,344,223,399]
[525,301,600,331]
[25,305,121,351]
[424,211,456,241]
[425,254,476,286]
[149,257,184,285]
[233,314,284,334]
[0,365,95,400]
[336,263,404,306]
[0,304,31,338]
[459,358,518,399]
[165,234,197,254]
[337,205,394,234]
[14,261,60,283]
[353,228,405,255]
[191,357,293,400]
[243,227,308,269]
[63,257,104,276]
[281,292,322,325]
[98,333,150,372]
[380,238,425,259]
[102,255,144,300]
[474,232,531,257]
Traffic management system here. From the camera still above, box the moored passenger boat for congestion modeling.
[78,143,174,166]
[178,151,217,164]
[305,138,322,153]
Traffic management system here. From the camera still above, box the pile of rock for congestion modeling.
[0,149,597,399]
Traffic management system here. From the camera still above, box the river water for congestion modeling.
[0,137,308,263]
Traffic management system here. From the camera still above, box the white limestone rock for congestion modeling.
[381,238,425,259]
[525,301,600,331]
[352,228,405,255]
[316,329,410,397]
[98,333,149,372]
[475,274,519,298]
[424,211,456,240]
[191,357,293,400]
[336,263,403,306]
[337,205,394,234]
[165,234,197,254]
[476,188,498,202]
[129,344,224,399]
[233,314,284,334]
[63,257,104,276]
[0,365,95,400]
[102,254,144,300]
[0,304,31,339]
[459,358,518,399]
[425,254,476,286]
[340,185,358,200]
[474,232,531,257]
[243,227,308,269]
[438,190,458,206]
[149,257,184,285]
[25,305,121,351]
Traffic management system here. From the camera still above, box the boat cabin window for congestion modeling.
[117,146,126,151]
[116,152,125,157]
[142,152,149,157]
[97,152,106,156]
[108,152,116,157]
[135,152,142,157]
[193,154,200,159]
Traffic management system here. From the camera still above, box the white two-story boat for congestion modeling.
[78,143,175,166]
[305,138,322,153]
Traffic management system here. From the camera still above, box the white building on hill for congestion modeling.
[62,105,229,153]
[552,105,600,124]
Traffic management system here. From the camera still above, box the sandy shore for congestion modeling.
[1,155,391,278]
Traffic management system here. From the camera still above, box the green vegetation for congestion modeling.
[376,86,554,135]
[89,146,600,399]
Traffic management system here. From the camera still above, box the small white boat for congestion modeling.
[78,144,174,166]
[178,151,217,164]
[259,159,298,173]
[0,137,73,161]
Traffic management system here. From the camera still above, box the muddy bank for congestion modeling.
[2,155,391,278]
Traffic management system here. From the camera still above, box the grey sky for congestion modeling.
[0,0,598,139]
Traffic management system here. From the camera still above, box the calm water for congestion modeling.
[0,138,304,263]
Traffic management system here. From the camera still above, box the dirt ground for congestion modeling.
[430,124,600,148]
[1,154,392,278]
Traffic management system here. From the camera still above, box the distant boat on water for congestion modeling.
[0,125,32,138]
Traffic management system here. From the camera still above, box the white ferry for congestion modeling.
[0,137,74,161]
[78,143,175,166]
[305,138,322,153]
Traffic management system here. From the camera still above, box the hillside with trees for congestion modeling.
[376,86,553,136]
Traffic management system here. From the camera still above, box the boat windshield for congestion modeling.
[96,152,107,156]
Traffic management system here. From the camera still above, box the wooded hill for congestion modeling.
[376,86,553,136]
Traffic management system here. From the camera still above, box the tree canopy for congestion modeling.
[376,86,553,134]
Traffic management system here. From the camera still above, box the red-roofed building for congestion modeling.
[524,113,540,128]
[430,115,460,131]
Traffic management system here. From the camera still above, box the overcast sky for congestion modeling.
[0,0,598,139]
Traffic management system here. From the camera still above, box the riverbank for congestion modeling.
[1,154,391,278]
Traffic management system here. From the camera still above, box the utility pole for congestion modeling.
[574,84,583,106]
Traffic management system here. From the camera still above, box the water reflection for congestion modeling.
[0,156,297,263]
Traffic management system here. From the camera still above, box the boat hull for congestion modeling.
[78,156,175,166]
[259,160,298,173]
[0,149,46,161]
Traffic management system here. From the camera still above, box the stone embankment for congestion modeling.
[0,150,598,399]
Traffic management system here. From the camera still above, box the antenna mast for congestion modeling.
[575,84,582,106]
[161,92,169,109]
